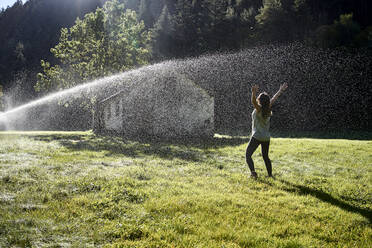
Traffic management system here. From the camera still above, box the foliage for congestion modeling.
[1,0,372,107]
[255,0,312,42]
[312,13,366,48]
[151,5,173,60]
[138,0,154,28]
[150,0,262,57]
[355,26,372,48]
[35,1,151,92]
[0,84,3,111]
[0,0,105,96]
[0,131,371,247]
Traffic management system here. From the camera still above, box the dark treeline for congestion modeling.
[0,0,107,106]
[0,0,371,132]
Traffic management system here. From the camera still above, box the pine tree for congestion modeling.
[139,0,154,28]
[172,0,194,56]
[191,0,211,52]
[121,0,140,11]
[205,0,229,50]
[148,0,166,21]
[152,5,173,59]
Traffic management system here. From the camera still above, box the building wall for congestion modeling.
[104,99,123,132]
[150,79,214,138]
[100,72,214,138]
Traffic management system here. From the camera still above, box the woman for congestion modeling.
[246,83,288,179]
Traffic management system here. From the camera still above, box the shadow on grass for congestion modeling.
[277,179,372,223]
[30,133,249,162]
[271,130,372,141]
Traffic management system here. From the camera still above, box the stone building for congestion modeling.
[93,71,214,139]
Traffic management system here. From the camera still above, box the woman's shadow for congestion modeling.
[264,178,372,223]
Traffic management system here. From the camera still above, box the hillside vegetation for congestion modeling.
[0,131,371,247]
[2,0,372,110]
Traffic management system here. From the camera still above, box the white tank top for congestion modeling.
[251,109,270,141]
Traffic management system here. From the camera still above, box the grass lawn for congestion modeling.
[0,131,371,247]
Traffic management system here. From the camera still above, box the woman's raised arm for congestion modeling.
[270,83,288,107]
[251,84,260,111]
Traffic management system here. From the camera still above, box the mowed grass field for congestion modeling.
[0,131,371,248]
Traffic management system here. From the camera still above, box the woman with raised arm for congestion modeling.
[246,83,288,179]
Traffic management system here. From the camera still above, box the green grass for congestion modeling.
[0,131,371,248]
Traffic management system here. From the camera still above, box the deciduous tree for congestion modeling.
[35,0,151,92]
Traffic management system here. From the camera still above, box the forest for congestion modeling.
[0,0,371,131]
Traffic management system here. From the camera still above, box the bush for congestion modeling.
[313,13,363,48]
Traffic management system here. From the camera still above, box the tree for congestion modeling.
[0,0,106,106]
[170,0,219,56]
[35,0,152,92]
[255,0,288,42]
[152,5,174,59]
[255,0,312,42]
[121,0,140,11]
[14,42,26,68]
[202,0,229,50]
[148,0,166,21]
[139,0,154,28]
[170,0,194,56]
[0,84,3,111]
[313,13,362,48]
[335,13,361,46]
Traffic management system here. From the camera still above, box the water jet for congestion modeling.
[0,43,370,136]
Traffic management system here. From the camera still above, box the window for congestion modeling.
[116,100,120,116]
[107,103,111,120]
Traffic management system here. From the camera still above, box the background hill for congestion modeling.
[0,0,371,133]
[0,0,107,103]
